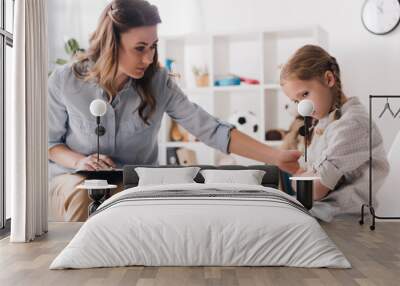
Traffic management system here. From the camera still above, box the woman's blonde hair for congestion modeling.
[280,45,345,119]
[73,0,161,124]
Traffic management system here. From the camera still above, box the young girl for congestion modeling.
[280,45,389,221]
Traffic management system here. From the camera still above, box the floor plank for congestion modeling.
[0,216,399,286]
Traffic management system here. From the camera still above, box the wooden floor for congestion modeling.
[0,216,399,286]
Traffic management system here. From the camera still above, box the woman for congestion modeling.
[48,0,301,222]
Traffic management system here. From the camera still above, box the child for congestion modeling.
[280,45,389,221]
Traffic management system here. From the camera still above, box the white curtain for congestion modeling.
[9,0,48,242]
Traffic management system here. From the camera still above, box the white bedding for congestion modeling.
[50,183,351,269]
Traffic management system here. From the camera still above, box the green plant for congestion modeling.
[49,38,85,76]
[55,38,85,66]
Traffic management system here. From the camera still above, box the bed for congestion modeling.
[50,165,350,269]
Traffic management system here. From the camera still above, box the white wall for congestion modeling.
[47,0,203,69]
[47,0,110,71]
[199,0,400,151]
[48,0,400,150]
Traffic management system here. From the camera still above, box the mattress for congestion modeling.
[50,183,350,269]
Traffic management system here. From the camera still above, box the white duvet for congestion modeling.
[50,183,351,269]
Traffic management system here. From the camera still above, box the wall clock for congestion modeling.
[361,0,400,35]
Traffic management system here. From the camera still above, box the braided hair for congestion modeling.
[280,45,345,121]
[329,56,344,120]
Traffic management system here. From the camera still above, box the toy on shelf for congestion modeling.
[169,120,196,142]
[280,101,305,151]
[217,153,237,165]
[239,76,260,85]
[192,65,209,87]
[214,74,260,86]
[166,147,198,166]
[214,76,241,87]
[176,148,198,165]
[166,147,180,165]
[165,58,174,71]
[229,110,258,136]
[265,129,285,141]
[170,120,188,142]
[165,58,182,83]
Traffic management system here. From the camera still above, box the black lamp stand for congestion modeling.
[95,116,106,162]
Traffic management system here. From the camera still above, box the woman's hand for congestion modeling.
[74,154,117,171]
[275,149,302,174]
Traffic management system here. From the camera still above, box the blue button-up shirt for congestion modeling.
[48,65,234,179]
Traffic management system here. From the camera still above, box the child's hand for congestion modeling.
[275,149,301,174]
[294,168,316,177]
[293,168,307,177]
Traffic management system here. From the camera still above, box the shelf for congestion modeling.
[182,84,281,94]
[263,83,281,90]
[163,26,323,42]
[182,87,212,94]
[161,33,211,45]
[158,26,327,165]
[264,28,314,39]
[213,32,261,43]
[213,85,262,92]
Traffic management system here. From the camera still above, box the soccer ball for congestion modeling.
[229,110,259,136]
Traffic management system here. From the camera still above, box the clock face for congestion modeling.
[362,0,400,35]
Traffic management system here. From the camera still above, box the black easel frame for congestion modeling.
[359,95,400,230]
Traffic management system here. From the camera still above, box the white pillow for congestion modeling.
[135,167,200,186]
[200,169,266,185]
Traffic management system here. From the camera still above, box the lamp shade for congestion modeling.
[90,99,107,117]
[297,99,314,117]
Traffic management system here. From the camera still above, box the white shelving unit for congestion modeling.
[157,26,328,165]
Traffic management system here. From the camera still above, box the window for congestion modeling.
[0,0,14,234]
[5,0,13,33]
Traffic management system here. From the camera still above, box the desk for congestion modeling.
[74,169,123,184]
